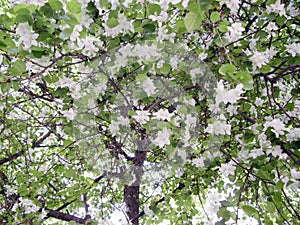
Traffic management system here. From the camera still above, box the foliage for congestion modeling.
[0,0,299,224]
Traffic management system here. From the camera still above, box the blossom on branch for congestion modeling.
[153,127,172,148]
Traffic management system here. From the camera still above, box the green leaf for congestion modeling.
[210,12,220,23]
[219,64,236,75]
[8,59,27,76]
[99,0,110,9]
[40,4,54,18]
[1,83,11,93]
[64,13,80,26]
[147,4,161,15]
[215,221,226,225]
[175,19,187,34]
[64,139,74,147]
[12,81,20,91]
[14,59,26,74]
[64,168,76,178]
[218,20,230,33]
[184,10,203,32]
[143,23,156,33]
[259,65,271,73]
[49,0,63,11]
[276,16,286,26]
[187,2,201,12]
[236,71,253,90]
[32,50,47,58]
[15,9,32,23]
[106,17,119,28]
[242,205,258,216]
[53,87,69,97]
[66,0,81,14]
[160,63,171,74]
[135,74,148,82]
[217,208,232,221]
[265,201,276,213]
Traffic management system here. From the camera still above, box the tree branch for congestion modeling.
[0,150,24,166]
[45,208,87,224]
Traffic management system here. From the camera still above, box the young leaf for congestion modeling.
[184,11,203,32]
[242,205,258,216]
[219,64,236,75]
[210,12,220,23]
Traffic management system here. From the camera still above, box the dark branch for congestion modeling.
[0,150,24,166]
[45,208,87,224]
[238,111,256,124]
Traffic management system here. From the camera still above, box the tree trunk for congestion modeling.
[124,185,140,225]
[123,139,147,225]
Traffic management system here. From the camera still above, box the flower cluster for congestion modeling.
[15,23,39,50]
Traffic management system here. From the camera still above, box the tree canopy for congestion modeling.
[0,0,299,224]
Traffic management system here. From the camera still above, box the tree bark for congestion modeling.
[123,139,147,225]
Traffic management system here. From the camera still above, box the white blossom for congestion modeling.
[3,185,16,196]
[267,145,286,159]
[198,52,208,60]
[220,0,240,15]
[224,22,244,44]
[182,0,189,7]
[19,198,39,214]
[104,14,134,37]
[258,133,271,148]
[109,120,120,136]
[266,22,278,35]
[70,25,83,42]
[286,128,300,141]
[157,26,176,42]
[264,118,287,138]
[291,169,300,179]
[94,81,107,96]
[153,109,173,121]
[11,0,47,6]
[227,104,238,116]
[144,204,154,216]
[192,157,205,168]
[285,43,300,57]
[108,0,120,10]
[140,78,157,96]
[204,120,231,135]
[287,3,299,17]
[56,77,75,88]
[249,48,276,70]
[220,161,236,177]
[118,14,134,33]
[77,36,103,57]
[153,127,172,148]
[266,0,286,16]
[251,123,260,135]
[249,148,264,159]
[39,209,47,220]
[62,108,76,120]
[185,114,197,128]
[15,23,39,50]
[215,80,244,105]
[255,97,264,107]
[149,11,168,24]
[133,110,150,124]
[80,13,94,28]
[174,168,185,177]
[109,116,129,136]
[206,190,221,214]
